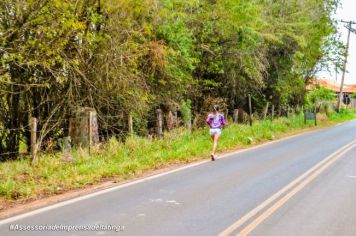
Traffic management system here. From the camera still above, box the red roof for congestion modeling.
[308,79,356,93]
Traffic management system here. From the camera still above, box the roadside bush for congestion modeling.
[305,87,336,113]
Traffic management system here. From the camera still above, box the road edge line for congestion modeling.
[0,121,353,224]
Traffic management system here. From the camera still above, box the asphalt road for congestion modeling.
[1,120,355,236]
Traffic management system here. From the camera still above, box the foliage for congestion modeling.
[305,87,336,108]
[0,0,341,160]
[329,108,356,121]
[304,86,336,113]
[180,99,192,124]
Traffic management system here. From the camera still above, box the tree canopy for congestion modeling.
[0,0,340,160]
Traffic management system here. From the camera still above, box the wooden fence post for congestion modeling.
[248,94,253,126]
[286,105,290,118]
[173,111,178,128]
[69,107,99,148]
[156,109,163,137]
[88,111,92,155]
[30,117,37,164]
[128,114,133,136]
[233,109,239,123]
[271,104,275,121]
[263,102,269,120]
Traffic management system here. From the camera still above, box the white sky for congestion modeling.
[318,0,356,85]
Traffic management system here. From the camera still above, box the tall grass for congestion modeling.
[329,108,356,121]
[0,112,355,206]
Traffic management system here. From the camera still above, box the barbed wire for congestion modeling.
[0,109,304,159]
[0,107,291,135]
[0,126,31,132]
[0,151,27,156]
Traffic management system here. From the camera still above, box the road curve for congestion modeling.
[1,120,355,236]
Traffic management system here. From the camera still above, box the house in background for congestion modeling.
[307,78,356,107]
[314,79,356,95]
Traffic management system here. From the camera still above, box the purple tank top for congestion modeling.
[206,113,225,128]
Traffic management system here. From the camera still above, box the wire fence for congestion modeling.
[0,106,303,158]
[0,125,31,132]
[0,151,28,157]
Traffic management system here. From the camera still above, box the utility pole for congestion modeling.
[337,20,356,112]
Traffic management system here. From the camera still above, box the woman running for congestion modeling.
[206,105,226,161]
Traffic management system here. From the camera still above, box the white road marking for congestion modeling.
[150,198,163,202]
[0,122,349,225]
[166,200,180,205]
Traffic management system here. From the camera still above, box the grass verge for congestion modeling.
[0,109,355,210]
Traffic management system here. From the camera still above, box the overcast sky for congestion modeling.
[319,0,356,84]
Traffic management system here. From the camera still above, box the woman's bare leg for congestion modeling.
[210,136,214,154]
[212,133,219,155]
